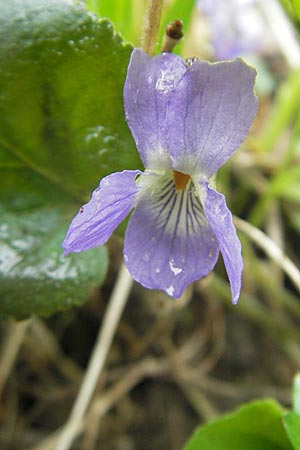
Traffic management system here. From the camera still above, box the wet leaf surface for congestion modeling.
[0,206,108,319]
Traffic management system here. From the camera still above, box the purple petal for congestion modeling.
[167,58,258,178]
[62,170,141,254]
[124,49,257,178]
[124,48,187,170]
[201,183,243,304]
[123,173,219,298]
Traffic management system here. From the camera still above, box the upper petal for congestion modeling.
[200,182,243,304]
[167,58,258,177]
[62,170,141,254]
[124,49,257,178]
[124,48,187,170]
[123,172,219,298]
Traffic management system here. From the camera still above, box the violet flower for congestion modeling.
[62,48,257,302]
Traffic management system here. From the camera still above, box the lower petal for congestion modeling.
[62,170,141,254]
[124,174,219,298]
[201,183,243,304]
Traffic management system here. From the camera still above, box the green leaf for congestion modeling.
[0,0,141,318]
[183,400,293,450]
[0,0,140,203]
[0,205,108,320]
[283,412,300,450]
[284,375,300,449]
[0,150,69,211]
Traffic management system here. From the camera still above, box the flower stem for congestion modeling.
[54,264,133,450]
[141,0,165,55]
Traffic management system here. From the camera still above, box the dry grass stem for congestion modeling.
[53,263,133,450]
[29,317,82,382]
[33,358,169,450]
[177,380,218,420]
[234,216,300,295]
[0,319,31,397]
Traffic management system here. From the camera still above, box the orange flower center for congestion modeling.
[173,170,190,192]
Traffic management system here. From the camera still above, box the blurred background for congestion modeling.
[0,0,300,449]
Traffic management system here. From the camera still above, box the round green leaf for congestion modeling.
[183,400,293,450]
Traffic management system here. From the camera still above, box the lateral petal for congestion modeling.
[62,170,141,254]
[124,173,219,298]
[201,183,243,304]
